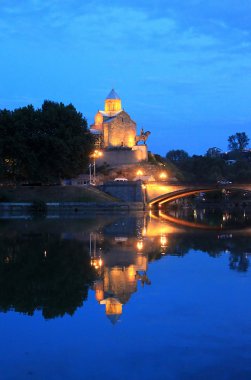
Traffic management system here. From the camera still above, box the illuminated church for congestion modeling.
[90,89,149,165]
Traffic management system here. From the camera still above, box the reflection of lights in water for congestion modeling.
[160,235,168,247]
[222,213,231,222]
[159,172,167,180]
[44,250,47,258]
[91,257,103,270]
[142,227,147,237]
[193,210,197,219]
[137,241,143,251]
[128,265,136,280]
[115,237,128,242]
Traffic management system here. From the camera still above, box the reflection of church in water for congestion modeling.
[89,219,151,324]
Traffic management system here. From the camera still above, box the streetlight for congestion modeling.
[90,150,103,185]
[137,240,144,252]
[136,169,143,180]
[159,172,168,181]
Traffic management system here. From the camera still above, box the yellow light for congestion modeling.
[160,236,168,246]
[92,150,103,158]
[142,184,146,189]
[105,299,123,315]
[137,240,144,251]
[91,258,103,269]
[137,241,143,251]
[137,170,143,176]
[105,98,122,113]
[159,172,167,180]
[128,265,136,280]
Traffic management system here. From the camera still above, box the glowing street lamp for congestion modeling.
[136,169,143,181]
[159,172,168,181]
[137,240,144,252]
[90,150,103,185]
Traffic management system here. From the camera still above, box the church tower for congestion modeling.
[104,89,122,115]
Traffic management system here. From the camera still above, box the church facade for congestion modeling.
[90,89,149,166]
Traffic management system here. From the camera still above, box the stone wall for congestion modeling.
[101,181,143,202]
[132,145,148,161]
[103,111,136,148]
[96,146,148,167]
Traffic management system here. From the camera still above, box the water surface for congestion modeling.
[0,211,251,379]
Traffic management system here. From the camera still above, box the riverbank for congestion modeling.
[0,201,144,216]
[0,185,117,203]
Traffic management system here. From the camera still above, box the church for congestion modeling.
[90,89,149,166]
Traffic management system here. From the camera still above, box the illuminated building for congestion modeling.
[90,89,149,165]
[93,240,149,324]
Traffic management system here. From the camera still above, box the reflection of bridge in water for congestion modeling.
[153,210,222,230]
[146,183,251,208]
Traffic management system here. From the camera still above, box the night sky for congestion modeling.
[1,0,251,155]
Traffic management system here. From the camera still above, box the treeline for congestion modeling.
[0,101,94,183]
[0,234,95,319]
[164,132,251,183]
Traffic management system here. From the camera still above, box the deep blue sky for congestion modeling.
[1,0,251,155]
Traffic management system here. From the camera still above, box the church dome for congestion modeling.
[106,89,120,100]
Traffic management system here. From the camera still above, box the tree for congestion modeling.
[228,132,249,151]
[0,101,95,183]
[166,149,189,162]
[206,147,222,158]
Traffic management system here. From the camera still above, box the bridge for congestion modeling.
[145,182,251,208]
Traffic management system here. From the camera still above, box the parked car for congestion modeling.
[114,177,128,182]
[217,179,232,185]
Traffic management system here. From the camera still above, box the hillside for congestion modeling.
[0,186,118,203]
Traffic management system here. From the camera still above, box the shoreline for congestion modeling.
[0,201,145,214]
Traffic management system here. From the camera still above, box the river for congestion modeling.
[0,210,251,379]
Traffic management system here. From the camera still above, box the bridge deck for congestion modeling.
[146,182,251,206]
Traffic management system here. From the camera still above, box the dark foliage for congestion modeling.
[228,132,249,151]
[166,153,251,183]
[166,149,189,162]
[0,234,96,319]
[0,101,94,183]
